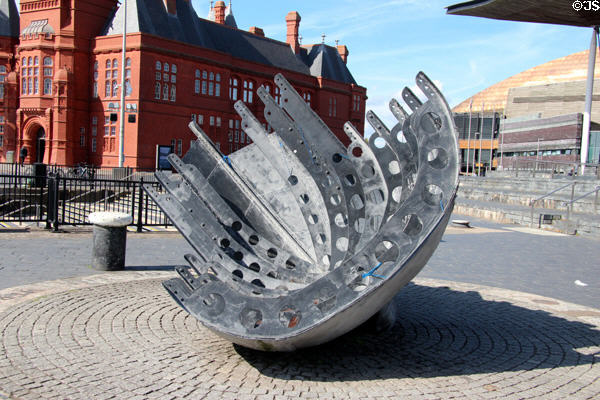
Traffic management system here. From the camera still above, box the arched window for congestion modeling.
[303,92,312,107]
[243,80,254,103]
[126,58,132,67]
[125,79,132,97]
[112,59,118,69]
[155,82,161,99]
[112,80,118,97]
[162,83,169,100]
[164,63,169,73]
[106,59,111,69]
[194,69,200,93]
[202,70,207,94]
[229,77,239,100]
[170,85,176,102]
[44,78,52,95]
[171,64,177,74]
[105,81,111,97]
[215,73,221,97]
[34,56,39,65]
[156,61,161,70]
[28,57,32,66]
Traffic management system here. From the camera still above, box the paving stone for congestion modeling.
[0,270,598,399]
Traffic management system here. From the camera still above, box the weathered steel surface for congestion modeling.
[145,72,459,351]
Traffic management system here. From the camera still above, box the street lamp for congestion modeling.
[118,0,127,168]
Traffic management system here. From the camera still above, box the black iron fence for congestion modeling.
[0,168,171,231]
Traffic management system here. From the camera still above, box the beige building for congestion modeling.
[453,50,600,171]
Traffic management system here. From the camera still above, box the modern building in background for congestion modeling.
[0,0,367,168]
[453,50,600,171]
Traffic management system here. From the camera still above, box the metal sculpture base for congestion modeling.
[145,72,459,351]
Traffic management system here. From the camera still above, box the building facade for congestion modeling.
[452,50,600,172]
[0,0,367,168]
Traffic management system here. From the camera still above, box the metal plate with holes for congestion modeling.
[145,72,459,351]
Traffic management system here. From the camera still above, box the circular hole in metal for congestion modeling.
[233,251,244,261]
[334,213,348,227]
[403,214,423,236]
[240,308,263,330]
[423,184,443,206]
[392,186,402,203]
[336,237,349,252]
[389,160,400,175]
[248,235,259,245]
[288,175,298,186]
[308,214,318,225]
[366,189,385,205]
[232,270,243,280]
[397,131,407,143]
[350,194,364,210]
[300,194,310,204]
[231,221,242,231]
[279,306,302,328]
[317,234,326,245]
[344,174,356,187]
[375,240,399,262]
[369,215,383,231]
[248,262,260,272]
[360,164,375,179]
[267,248,278,258]
[285,259,296,270]
[220,238,230,248]
[373,137,387,149]
[354,217,365,233]
[202,293,225,316]
[322,175,334,187]
[348,276,369,292]
[428,148,448,169]
[421,112,443,133]
[251,279,265,288]
[330,194,341,206]
[332,153,342,163]
[352,147,363,158]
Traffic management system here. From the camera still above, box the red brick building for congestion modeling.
[0,0,367,168]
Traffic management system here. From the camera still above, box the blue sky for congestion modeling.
[191,0,592,132]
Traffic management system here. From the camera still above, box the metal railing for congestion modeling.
[500,159,600,179]
[1,170,171,231]
[529,182,577,227]
[564,185,600,219]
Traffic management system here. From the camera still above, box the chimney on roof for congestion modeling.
[163,0,177,15]
[249,27,265,37]
[286,11,301,55]
[336,45,349,64]
[214,1,226,24]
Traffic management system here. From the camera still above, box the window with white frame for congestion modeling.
[243,80,254,103]
[229,77,239,100]
[125,58,132,97]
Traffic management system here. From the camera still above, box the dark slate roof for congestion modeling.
[301,44,357,85]
[103,0,357,84]
[224,5,237,28]
[447,0,600,27]
[0,0,19,38]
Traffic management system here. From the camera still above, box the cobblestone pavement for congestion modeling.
[0,273,598,399]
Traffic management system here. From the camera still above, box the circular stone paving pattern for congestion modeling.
[0,277,599,399]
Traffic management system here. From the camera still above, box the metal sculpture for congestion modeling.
[145,72,459,351]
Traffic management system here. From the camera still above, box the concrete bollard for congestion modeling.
[88,212,133,271]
